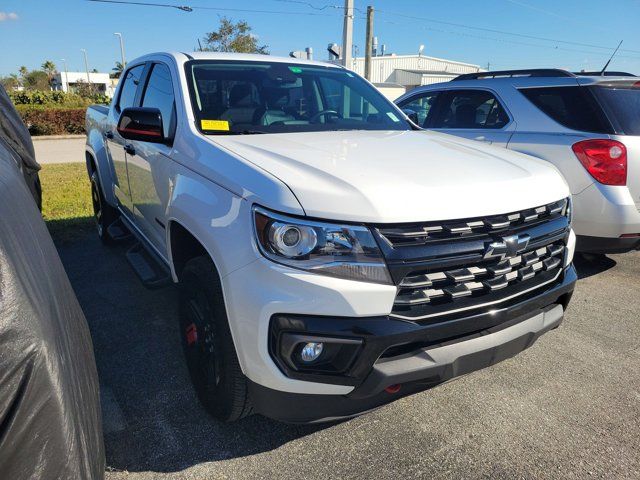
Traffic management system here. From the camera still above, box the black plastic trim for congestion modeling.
[576,234,640,254]
[268,265,576,388]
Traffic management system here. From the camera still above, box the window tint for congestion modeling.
[117,64,145,111]
[591,84,640,135]
[186,61,409,134]
[520,86,612,134]
[398,92,440,127]
[433,90,509,129]
[141,63,176,138]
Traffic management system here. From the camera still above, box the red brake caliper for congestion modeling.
[186,323,198,346]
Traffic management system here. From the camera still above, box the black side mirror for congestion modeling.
[117,107,167,143]
[402,108,420,126]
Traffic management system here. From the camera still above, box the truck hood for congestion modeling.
[212,130,569,223]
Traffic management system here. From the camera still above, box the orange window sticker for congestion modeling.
[201,119,230,131]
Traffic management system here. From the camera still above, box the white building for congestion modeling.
[52,71,116,97]
[348,54,482,99]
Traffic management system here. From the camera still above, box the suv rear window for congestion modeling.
[519,86,613,134]
[591,84,640,135]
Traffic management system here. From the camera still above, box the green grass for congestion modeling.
[40,163,95,243]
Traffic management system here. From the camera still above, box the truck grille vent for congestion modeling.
[378,199,568,246]
[394,241,564,313]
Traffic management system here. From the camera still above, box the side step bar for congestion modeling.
[125,243,172,289]
[111,213,172,289]
[106,218,133,242]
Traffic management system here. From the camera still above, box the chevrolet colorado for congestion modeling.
[85,52,576,423]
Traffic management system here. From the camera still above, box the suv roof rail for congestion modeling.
[456,69,575,80]
[573,71,637,77]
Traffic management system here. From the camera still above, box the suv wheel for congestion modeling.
[179,256,253,422]
[90,170,118,244]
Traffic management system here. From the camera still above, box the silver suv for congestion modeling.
[396,69,640,254]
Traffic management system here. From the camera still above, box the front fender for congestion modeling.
[165,171,260,283]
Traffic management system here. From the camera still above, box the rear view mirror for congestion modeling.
[402,108,420,126]
[117,107,167,143]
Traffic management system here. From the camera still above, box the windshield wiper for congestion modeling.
[232,129,268,135]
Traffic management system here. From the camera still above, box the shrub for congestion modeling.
[9,90,109,107]
[16,107,86,136]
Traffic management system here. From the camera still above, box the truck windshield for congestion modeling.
[185,60,410,134]
[591,82,640,135]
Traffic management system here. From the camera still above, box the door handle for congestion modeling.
[124,144,136,156]
[474,136,487,142]
[105,131,114,139]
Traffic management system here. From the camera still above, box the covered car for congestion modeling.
[0,83,42,208]
[0,99,104,478]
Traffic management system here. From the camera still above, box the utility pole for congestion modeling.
[61,58,69,93]
[341,0,354,68]
[364,6,374,80]
[81,49,91,84]
[114,32,126,68]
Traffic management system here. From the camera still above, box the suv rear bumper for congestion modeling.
[576,234,640,254]
[250,265,576,423]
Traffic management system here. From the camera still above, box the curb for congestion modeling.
[32,135,85,141]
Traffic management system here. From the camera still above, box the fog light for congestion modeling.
[300,342,323,362]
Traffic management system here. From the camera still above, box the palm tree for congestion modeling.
[41,60,57,89]
[112,61,124,79]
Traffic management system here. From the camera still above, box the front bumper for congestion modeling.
[250,265,576,423]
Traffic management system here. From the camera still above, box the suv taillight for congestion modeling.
[572,139,627,186]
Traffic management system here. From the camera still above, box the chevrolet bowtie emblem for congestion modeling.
[484,234,531,260]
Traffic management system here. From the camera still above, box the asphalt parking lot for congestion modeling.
[56,231,640,480]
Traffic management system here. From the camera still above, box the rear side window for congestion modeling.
[117,64,145,112]
[141,63,176,138]
[432,90,510,129]
[591,84,640,135]
[519,86,612,134]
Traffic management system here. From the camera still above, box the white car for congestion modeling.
[86,53,576,423]
[396,69,640,254]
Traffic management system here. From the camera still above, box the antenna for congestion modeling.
[600,40,623,76]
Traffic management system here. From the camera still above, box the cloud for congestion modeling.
[0,12,18,21]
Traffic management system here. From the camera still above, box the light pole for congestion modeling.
[81,49,91,85]
[114,32,126,69]
[61,58,69,93]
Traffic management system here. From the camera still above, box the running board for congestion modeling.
[125,243,172,289]
[106,218,133,242]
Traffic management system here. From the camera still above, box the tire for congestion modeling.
[90,170,118,244]
[179,256,253,422]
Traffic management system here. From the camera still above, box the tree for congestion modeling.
[41,60,57,85]
[112,61,124,79]
[0,75,19,91]
[23,70,50,91]
[202,17,268,54]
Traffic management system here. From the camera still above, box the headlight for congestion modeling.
[253,206,392,284]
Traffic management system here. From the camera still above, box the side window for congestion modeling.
[433,90,509,129]
[141,63,176,138]
[398,92,440,127]
[520,86,611,133]
[117,64,145,112]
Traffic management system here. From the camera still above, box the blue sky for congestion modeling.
[1,0,639,76]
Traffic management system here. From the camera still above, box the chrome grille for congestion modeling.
[378,199,568,246]
[394,242,564,308]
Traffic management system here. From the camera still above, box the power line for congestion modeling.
[86,0,341,16]
[86,0,193,11]
[375,16,640,60]
[374,9,640,55]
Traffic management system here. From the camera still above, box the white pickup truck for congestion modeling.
[85,52,577,423]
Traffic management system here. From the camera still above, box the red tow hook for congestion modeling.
[186,323,198,346]
[385,384,401,394]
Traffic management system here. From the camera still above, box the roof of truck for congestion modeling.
[139,51,344,69]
